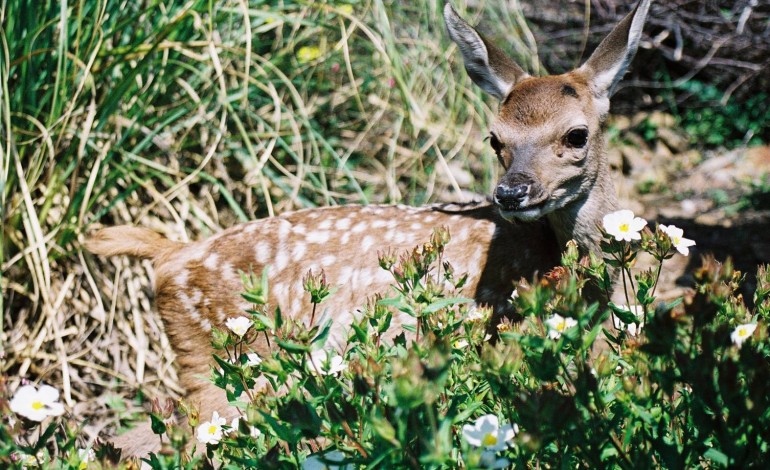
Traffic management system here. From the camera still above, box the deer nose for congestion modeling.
[495,183,530,209]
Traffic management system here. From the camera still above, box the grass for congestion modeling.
[1,0,537,436]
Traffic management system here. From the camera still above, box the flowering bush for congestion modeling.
[2,211,769,468]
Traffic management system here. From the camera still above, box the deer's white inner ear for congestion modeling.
[580,0,651,99]
[444,4,519,101]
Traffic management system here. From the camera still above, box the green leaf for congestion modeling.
[276,339,309,353]
[422,296,473,314]
[608,302,639,324]
[311,318,333,348]
[378,296,416,316]
[150,413,167,435]
[370,413,399,445]
[704,448,729,467]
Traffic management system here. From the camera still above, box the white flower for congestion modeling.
[77,448,95,469]
[303,450,352,470]
[225,316,252,337]
[659,224,696,256]
[612,305,645,336]
[196,411,227,445]
[453,339,469,349]
[467,307,488,322]
[462,414,518,452]
[245,352,262,367]
[9,384,65,422]
[544,314,578,339]
[602,209,647,242]
[731,323,757,347]
[307,350,347,375]
[228,417,262,438]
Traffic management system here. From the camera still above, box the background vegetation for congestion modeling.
[1,0,768,465]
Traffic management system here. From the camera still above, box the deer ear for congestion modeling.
[579,0,651,101]
[444,3,529,101]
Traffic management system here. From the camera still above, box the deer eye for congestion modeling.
[489,133,503,154]
[565,127,588,148]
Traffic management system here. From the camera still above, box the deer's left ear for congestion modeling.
[579,0,651,102]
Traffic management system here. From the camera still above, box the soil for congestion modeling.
[608,113,770,306]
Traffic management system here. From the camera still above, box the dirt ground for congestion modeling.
[608,112,770,305]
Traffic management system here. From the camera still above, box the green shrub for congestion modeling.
[4,209,768,468]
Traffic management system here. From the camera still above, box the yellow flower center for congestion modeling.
[738,329,750,338]
[619,223,629,233]
[482,433,498,446]
[79,461,87,470]
[208,425,218,434]
[31,401,44,410]
[557,320,567,331]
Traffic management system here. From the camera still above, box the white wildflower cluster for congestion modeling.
[602,209,695,256]
[197,411,263,446]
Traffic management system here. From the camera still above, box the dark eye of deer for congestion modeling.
[490,134,503,155]
[565,128,588,148]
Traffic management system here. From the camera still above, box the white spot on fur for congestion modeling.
[293,224,307,235]
[292,243,307,261]
[175,270,189,286]
[201,319,212,331]
[178,289,204,325]
[255,241,271,264]
[372,220,387,228]
[275,250,289,271]
[338,266,353,284]
[306,231,330,244]
[335,218,351,230]
[321,255,337,266]
[203,253,219,270]
[319,219,333,230]
[410,222,423,231]
[352,222,367,233]
[341,232,351,245]
[244,224,258,234]
[278,221,291,239]
[361,235,375,251]
[291,297,301,316]
[221,262,238,282]
[393,232,407,244]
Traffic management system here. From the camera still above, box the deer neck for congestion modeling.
[546,164,618,256]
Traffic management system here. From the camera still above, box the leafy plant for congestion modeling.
[678,81,769,148]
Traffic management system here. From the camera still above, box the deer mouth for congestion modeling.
[497,198,548,222]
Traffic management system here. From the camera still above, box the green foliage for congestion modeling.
[678,81,770,148]
[3,219,770,467]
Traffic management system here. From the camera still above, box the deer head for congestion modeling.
[445,0,650,252]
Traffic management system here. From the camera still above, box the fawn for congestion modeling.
[86,0,651,455]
